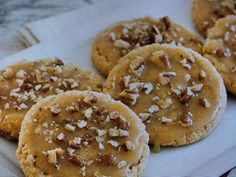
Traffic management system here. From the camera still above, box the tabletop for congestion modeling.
[0,0,99,58]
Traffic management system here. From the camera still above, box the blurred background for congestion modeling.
[0,0,98,58]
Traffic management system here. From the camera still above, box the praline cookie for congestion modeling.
[203,15,236,95]
[192,0,235,35]
[0,59,103,140]
[92,16,203,76]
[17,91,149,177]
[104,44,227,150]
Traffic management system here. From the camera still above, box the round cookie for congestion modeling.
[192,0,235,36]
[203,15,236,95]
[104,44,227,150]
[92,16,203,76]
[0,59,103,140]
[17,90,150,177]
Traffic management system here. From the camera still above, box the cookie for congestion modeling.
[104,44,227,150]
[0,59,103,140]
[203,15,236,95]
[17,90,149,177]
[92,16,203,76]
[192,0,235,36]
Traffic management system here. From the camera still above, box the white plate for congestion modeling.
[0,0,236,176]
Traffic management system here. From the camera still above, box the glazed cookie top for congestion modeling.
[92,16,203,75]
[203,15,236,93]
[104,44,225,147]
[192,0,235,35]
[17,91,149,177]
[0,59,103,139]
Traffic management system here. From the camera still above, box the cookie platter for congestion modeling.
[0,0,236,177]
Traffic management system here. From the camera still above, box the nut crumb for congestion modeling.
[65,124,76,132]
[199,98,211,108]
[50,104,61,116]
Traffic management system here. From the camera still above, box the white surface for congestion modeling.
[20,0,200,46]
[0,0,236,176]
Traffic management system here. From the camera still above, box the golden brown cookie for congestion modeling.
[104,44,227,150]
[192,0,235,36]
[17,91,149,177]
[203,15,236,95]
[92,16,203,76]
[0,59,103,140]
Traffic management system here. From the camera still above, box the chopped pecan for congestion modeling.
[54,58,64,66]
[36,72,49,83]
[159,72,176,85]
[50,104,61,116]
[139,112,151,122]
[198,70,206,81]
[98,154,115,166]
[68,137,82,149]
[199,97,211,108]
[160,16,171,30]
[116,116,130,130]
[179,111,193,127]
[119,89,139,106]
[83,94,97,105]
[69,155,86,167]
[180,87,193,104]
[2,68,14,79]
[216,48,224,57]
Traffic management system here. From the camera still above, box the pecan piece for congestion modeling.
[116,116,130,130]
[180,87,193,104]
[98,154,115,166]
[69,155,86,167]
[50,104,61,116]
[178,111,193,127]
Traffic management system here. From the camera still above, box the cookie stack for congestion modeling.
[0,1,234,176]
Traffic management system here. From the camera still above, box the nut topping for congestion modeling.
[159,72,176,85]
[191,84,203,92]
[157,98,172,109]
[83,108,93,119]
[50,104,62,116]
[199,98,211,108]
[125,141,135,151]
[161,116,173,123]
[178,111,193,127]
[119,90,139,105]
[2,68,14,79]
[77,120,87,128]
[116,116,130,130]
[198,70,206,81]
[57,133,64,141]
[114,39,131,49]
[69,155,86,167]
[148,105,160,114]
[65,124,76,132]
[98,154,115,166]
[117,160,128,168]
[143,82,153,94]
[46,147,64,164]
[129,56,145,76]
[139,112,151,122]
[180,87,193,104]
[16,69,26,79]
